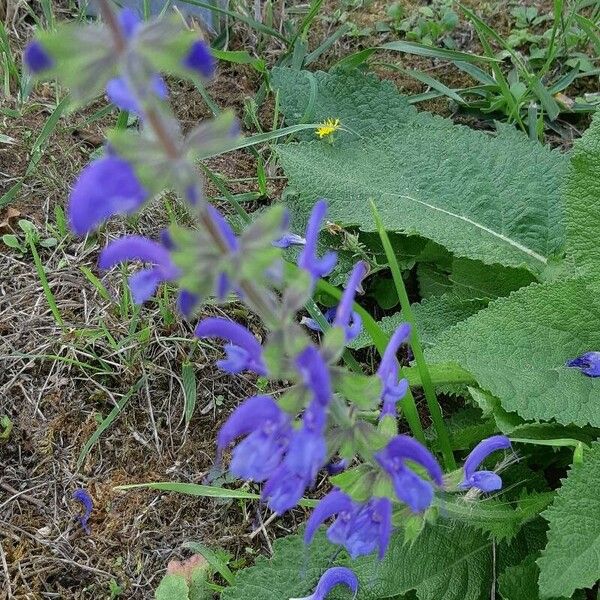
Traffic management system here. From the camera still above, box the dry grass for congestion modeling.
[0,0,595,597]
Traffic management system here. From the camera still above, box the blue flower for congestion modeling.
[298,200,337,280]
[325,458,349,475]
[218,395,290,481]
[333,262,366,341]
[72,489,93,534]
[566,351,600,377]
[459,435,511,492]
[375,435,443,512]
[290,567,358,600]
[262,464,307,514]
[295,346,332,406]
[377,324,411,418]
[118,8,141,39]
[182,40,216,78]
[68,156,148,235]
[99,235,179,304]
[24,41,53,73]
[272,232,307,248]
[305,490,392,559]
[194,317,267,375]
[284,400,327,484]
[106,75,169,114]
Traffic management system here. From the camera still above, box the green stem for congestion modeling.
[370,201,456,470]
[28,237,63,327]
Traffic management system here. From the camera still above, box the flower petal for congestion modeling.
[217,395,283,449]
[310,567,359,600]
[24,41,53,73]
[304,490,353,544]
[377,323,411,383]
[462,435,511,483]
[334,261,367,336]
[380,435,443,485]
[195,317,262,357]
[295,346,332,407]
[118,8,141,39]
[566,351,600,377]
[207,205,238,251]
[177,290,199,317]
[468,470,503,492]
[99,235,173,270]
[262,465,306,514]
[182,40,216,78]
[391,465,434,512]
[68,157,149,235]
[298,199,337,279]
[128,268,163,304]
[272,233,306,248]
[72,488,93,534]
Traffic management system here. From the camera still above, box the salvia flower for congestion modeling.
[459,435,512,492]
[333,261,366,341]
[295,346,332,406]
[118,7,141,39]
[284,400,327,484]
[206,205,240,299]
[298,200,337,280]
[194,317,267,375]
[306,490,392,559]
[375,435,443,512]
[24,41,53,73]
[262,464,308,514]
[72,489,93,534]
[106,75,169,114]
[99,235,179,304]
[182,40,216,79]
[566,351,600,377]
[218,395,290,481]
[377,324,411,418]
[290,567,358,600]
[68,156,149,235]
[272,232,306,249]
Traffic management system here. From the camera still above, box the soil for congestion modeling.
[1,0,597,598]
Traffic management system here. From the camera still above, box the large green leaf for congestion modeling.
[429,278,600,427]
[565,112,600,274]
[222,523,499,600]
[537,441,600,598]
[350,294,489,350]
[273,68,566,272]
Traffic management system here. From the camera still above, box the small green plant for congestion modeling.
[389,0,459,47]
[2,219,57,255]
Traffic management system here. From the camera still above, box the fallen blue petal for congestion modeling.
[72,489,93,534]
[566,351,600,377]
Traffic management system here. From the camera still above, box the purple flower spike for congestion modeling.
[68,156,149,235]
[295,346,332,406]
[298,200,337,280]
[377,323,411,416]
[99,235,178,304]
[24,41,53,73]
[334,262,366,341]
[118,8,141,39]
[459,435,511,492]
[195,317,267,375]
[183,40,216,79]
[106,75,169,114]
[72,489,93,534]
[375,435,442,512]
[273,232,307,248]
[566,351,600,377]
[290,567,358,600]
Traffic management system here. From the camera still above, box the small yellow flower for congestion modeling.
[316,118,341,139]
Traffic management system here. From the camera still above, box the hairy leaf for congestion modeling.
[537,442,600,598]
[429,278,600,427]
[565,112,600,274]
[273,68,566,272]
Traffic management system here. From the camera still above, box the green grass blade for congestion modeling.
[182,362,197,425]
[28,238,63,327]
[114,481,318,507]
[80,266,112,302]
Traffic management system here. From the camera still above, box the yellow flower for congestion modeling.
[316,118,341,139]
